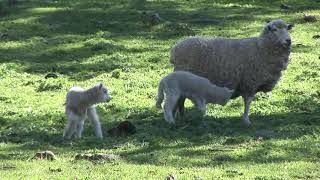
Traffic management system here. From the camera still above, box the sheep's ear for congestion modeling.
[96,83,103,89]
[287,24,294,30]
[265,19,271,23]
[267,24,277,32]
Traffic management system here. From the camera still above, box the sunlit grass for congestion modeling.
[0,0,319,179]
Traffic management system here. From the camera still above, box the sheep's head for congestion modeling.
[261,19,293,49]
[95,83,112,103]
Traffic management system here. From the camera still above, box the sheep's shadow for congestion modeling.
[1,101,320,167]
[2,105,319,147]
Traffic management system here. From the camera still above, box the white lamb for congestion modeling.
[63,83,112,140]
[156,71,234,124]
[170,19,293,125]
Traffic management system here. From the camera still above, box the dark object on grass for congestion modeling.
[49,167,62,172]
[142,12,163,26]
[75,153,120,161]
[280,3,290,10]
[0,33,8,39]
[45,73,58,79]
[312,35,320,39]
[166,174,177,180]
[30,150,56,161]
[107,121,136,136]
[150,13,163,26]
[303,13,317,22]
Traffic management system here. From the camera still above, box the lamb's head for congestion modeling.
[95,83,112,103]
[261,19,293,49]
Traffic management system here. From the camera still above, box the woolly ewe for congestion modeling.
[170,19,293,125]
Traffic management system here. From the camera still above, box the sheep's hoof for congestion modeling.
[165,120,176,125]
[242,118,251,126]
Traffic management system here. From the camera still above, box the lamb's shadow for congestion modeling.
[1,101,320,167]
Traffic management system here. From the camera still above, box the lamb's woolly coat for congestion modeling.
[156,71,234,107]
[170,21,291,98]
[156,71,234,124]
[63,83,111,139]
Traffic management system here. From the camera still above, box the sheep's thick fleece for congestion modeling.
[170,28,290,98]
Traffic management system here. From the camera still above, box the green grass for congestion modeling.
[0,0,320,179]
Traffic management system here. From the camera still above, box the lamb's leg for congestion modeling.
[74,117,86,139]
[176,96,186,116]
[63,112,80,140]
[191,97,206,116]
[242,96,254,126]
[173,96,185,118]
[196,99,206,115]
[164,94,179,124]
[87,107,103,139]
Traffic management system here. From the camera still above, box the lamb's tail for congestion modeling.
[156,79,165,109]
[169,46,176,65]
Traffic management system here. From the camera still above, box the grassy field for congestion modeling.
[0,0,320,179]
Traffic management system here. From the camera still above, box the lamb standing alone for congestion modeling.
[170,19,293,125]
[63,83,112,139]
[156,71,234,124]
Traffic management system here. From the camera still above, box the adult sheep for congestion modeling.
[170,19,293,125]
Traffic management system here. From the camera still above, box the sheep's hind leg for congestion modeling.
[173,96,185,119]
[64,112,80,140]
[164,94,179,124]
[176,96,186,116]
[242,95,254,126]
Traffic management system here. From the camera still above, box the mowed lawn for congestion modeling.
[0,0,320,179]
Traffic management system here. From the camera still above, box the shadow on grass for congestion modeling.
[3,0,316,75]
[1,102,320,164]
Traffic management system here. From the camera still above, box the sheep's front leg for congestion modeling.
[242,95,254,126]
[194,98,206,115]
[87,107,103,139]
[175,96,185,116]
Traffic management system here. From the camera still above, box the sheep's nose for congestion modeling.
[286,39,291,46]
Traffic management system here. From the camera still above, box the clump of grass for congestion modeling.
[84,38,123,53]
[37,78,65,92]
[154,22,195,38]
[111,69,121,79]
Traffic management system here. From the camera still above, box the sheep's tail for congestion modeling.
[156,79,165,109]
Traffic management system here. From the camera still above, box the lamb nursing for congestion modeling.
[156,71,234,124]
[170,19,293,125]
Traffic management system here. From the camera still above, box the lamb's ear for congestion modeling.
[265,19,271,23]
[267,24,277,32]
[96,83,103,89]
[287,24,294,30]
